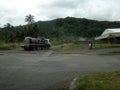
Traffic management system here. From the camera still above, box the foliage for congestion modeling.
[108,34,116,44]
[0,23,18,42]
[0,17,120,42]
[75,72,120,90]
[25,14,35,24]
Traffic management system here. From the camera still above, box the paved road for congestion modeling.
[0,50,120,90]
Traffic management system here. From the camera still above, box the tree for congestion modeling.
[32,24,39,38]
[4,23,12,28]
[0,23,1,28]
[108,34,116,44]
[25,14,36,37]
[25,14,35,24]
[3,23,15,42]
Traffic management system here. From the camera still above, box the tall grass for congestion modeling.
[0,42,19,50]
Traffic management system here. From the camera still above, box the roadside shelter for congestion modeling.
[95,28,120,43]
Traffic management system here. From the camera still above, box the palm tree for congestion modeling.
[25,14,35,24]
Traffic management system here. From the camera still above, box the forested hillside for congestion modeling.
[0,17,120,42]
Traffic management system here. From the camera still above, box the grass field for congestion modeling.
[111,50,120,53]
[93,44,120,49]
[74,72,120,90]
[51,39,62,46]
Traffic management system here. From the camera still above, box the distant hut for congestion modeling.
[95,28,120,44]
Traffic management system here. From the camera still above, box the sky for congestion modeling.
[0,0,120,26]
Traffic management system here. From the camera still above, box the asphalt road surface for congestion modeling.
[0,50,120,90]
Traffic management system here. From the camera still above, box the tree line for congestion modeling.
[0,15,120,43]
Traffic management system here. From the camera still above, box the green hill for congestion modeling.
[0,17,120,42]
[35,17,120,38]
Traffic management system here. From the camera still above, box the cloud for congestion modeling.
[75,0,120,21]
[0,0,120,26]
[36,0,120,21]
[36,0,90,20]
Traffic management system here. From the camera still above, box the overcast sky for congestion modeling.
[0,0,120,26]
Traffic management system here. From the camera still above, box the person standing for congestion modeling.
[88,40,93,49]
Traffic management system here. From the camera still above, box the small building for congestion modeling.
[95,28,120,43]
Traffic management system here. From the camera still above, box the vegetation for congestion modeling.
[25,14,35,24]
[0,42,19,50]
[51,39,62,46]
[0,16,120,43]
[111,50,120,53]
[74,72,120,90]
[67,43,83,49]
[107,34,116,44]
[93,44,120,49]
